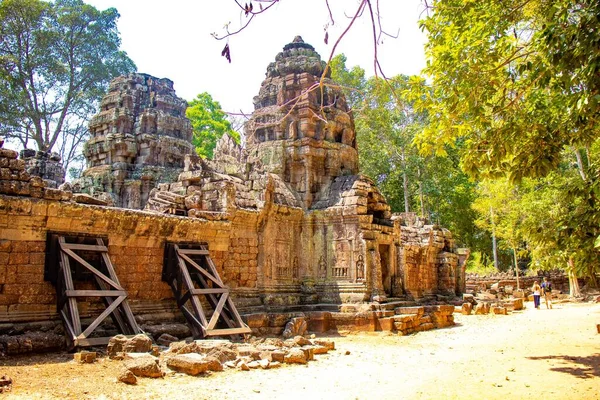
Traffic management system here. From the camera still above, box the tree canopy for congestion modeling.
[413,0,600,182]
[0,0,135,165]
[186,92,240,159]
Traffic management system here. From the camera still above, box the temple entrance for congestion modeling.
[379,244,391,296]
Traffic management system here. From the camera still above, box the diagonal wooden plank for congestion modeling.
[97,239,139,334]
[201,244,224,285]
[60,247,122,290]
[93,276,130,335]
[180,305,206,338]
[79,296,125,339]
[178,252,223,287]
[207,292,229,330]
[96,239,122,286]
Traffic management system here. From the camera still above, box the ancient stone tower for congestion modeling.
[77,73,194,208]
[245,36,359,209]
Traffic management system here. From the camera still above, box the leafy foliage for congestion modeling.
[414,0,600,182]
[186,92,240,159]
[0,0,135,169]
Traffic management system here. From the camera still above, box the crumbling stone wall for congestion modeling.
[19,150,65,188]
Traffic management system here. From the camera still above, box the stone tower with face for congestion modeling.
[244,36,359,209]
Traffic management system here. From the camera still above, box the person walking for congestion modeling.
[532,280,541,309]
[541,276,553,309]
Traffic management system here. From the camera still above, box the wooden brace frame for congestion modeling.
[163,243,251,338]
[47,234,142,349]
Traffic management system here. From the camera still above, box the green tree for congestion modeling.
[330,54,481,248]
[414,0,600,182]
[186,92,240,159]
[0,0,135,166]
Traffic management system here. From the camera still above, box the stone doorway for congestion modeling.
[379,244,392,296]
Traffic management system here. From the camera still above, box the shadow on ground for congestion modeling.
[527,353,600,379]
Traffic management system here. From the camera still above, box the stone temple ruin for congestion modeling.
[0,37,466,353]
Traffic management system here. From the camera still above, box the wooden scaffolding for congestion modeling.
[45,234,142,349]
[163,242,251,338]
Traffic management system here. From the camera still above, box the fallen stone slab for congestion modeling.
[312,339,335,351]
[284,348,307,364]
[293,335,312,346]
[166,353,222,376]
[207,347,237,363]
[166,353,209,376]
[123,357,164,378]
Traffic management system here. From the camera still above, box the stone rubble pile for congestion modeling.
[106,334,336,385]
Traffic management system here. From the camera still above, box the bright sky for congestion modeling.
[86,0,429,116]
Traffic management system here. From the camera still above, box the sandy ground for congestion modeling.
[1,301,599,400]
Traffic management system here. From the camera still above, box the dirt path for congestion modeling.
[1,302,599,399]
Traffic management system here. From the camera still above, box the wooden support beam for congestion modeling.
[65,290,127,297]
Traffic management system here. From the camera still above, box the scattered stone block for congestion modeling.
[123,356,164,378]
[313,339,335,351]
[117,369,137,385]
[461,303,473,315]
[166,353,211,376]
[293,335,311,346]
[300,346,315,361]
[207,347,237,363]
[492,306,508,315]
[284,348,307,364]
[271,350,286,363]
[74,351,96,363]
[312,345,329,355]
[474,303,490,315]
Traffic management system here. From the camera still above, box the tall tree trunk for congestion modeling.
[417,166,425,218]
[490,206,499,271]
[512,247,520,290]
[567,257,581,297]
[402,149,410,213]
[573,148,587,181]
